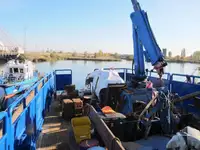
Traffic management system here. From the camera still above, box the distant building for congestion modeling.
[168,51,172,58]
[181,48,186,57]
[162,48,167,57]
[0,41,8,51]
[13,47,24,54]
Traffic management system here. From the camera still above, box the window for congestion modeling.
[14,68,18,73]
[9,68,13,73]
[20,69,24,73]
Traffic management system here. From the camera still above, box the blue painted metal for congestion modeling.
[130,0,166,80]
[0,69,72,150]
[55,69,72,91]
[131,23,145,79]
[1,67,200,149]
[171,74,200,114]
[3,77,38,96]
[1,78,39,110]
[0,112,8,150]
[131,0,140,11]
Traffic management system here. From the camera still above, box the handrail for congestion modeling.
[0,111,7,135]
[103,68,128,70]
[171,73,200,84]
[105,68,200,85]
[55,69,72,73]
[0,111,7,120]
[0,67,199,149]
[2,71,54,150]
[8,79,42,115]
[0,111,8,142]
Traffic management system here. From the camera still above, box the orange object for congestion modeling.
[5,92,19,100]
[101,106,115,114]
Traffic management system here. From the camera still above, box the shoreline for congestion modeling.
[166,59,200,64]
[63,57,121,61]
[31,57,121,63]
[24,52,121,63]
[31,57,200,64]
[22,52,200,64]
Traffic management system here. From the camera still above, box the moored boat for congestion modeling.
[0,0,199,149]
[0,59,42,110]
[0,68,199,150]
[0,59,39,84]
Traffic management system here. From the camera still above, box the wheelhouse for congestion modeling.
[3,60,36,82]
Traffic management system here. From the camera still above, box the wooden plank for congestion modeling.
[38,82,43,91]
[85,104,125,150]
[26,90,35,106]
[12,103,23,123]
[36,100,77,150]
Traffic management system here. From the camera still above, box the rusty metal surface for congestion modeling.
[37,100,78,150]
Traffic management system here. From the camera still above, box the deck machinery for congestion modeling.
[0,0,200,150]
[92,0,200,141]
[130,0,167,81]
[116,0,174,135]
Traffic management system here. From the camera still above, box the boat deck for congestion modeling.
[122,136,170,150]
[36,99,79,150]
[36,98,171,150]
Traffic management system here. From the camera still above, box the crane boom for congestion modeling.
[130,0,167,81]
[131,0,140,11]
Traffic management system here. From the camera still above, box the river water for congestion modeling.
[33,60,200,89]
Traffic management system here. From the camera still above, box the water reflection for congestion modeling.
[72,60,77,64]
[94,61,101,65]
[50,60,56,67]
[34,60,200,89]
[180,63,185,73]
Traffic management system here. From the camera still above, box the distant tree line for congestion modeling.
[43,48,200,63]
[192,51,200,61]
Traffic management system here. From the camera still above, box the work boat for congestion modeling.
[0,0,200,149]
[0,68,199,150]
[1,59,38,84]
[0,59,41,111]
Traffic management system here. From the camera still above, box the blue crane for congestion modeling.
[130,0,167,81]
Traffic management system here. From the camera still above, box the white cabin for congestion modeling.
[13,47,24,54]
[3,59,36,81]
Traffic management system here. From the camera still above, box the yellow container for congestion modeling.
[71,116,91,143]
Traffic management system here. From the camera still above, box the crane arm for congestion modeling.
[131,0,140,11]
[130,0,167,81]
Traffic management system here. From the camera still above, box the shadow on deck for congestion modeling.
[36,100,78,150]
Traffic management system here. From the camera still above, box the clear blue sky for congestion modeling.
[0,0,199,56]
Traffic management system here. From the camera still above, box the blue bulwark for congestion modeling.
[55,69,72,91]
[0,72,55,150]
[171,74,200,114]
